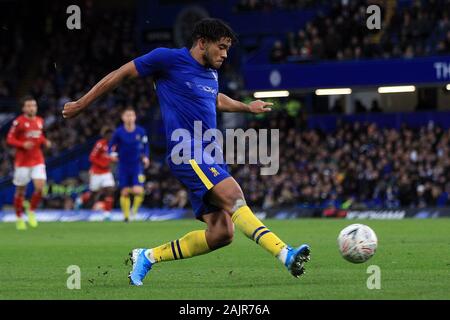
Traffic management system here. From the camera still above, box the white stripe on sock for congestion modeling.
[144,249,156,263]
[277,246,289,264]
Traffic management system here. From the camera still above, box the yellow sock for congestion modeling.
[120,195,131,219]
[132,193,144,215]
[232,205,286,256]
[147,230,211,263]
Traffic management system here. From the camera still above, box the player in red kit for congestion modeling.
[88,126,115,220]
[6,96,51,230]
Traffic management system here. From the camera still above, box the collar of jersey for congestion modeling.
[183,47,214,72]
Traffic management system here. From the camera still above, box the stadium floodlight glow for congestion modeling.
[378,85,416,93]
[253,90,290,98]
[446,84,450,91]
[315,88,352,96]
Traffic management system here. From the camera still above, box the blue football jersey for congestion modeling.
[109,125,149,167]
[133,47,219,152]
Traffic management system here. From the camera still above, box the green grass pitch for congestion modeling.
[0,218,449,300]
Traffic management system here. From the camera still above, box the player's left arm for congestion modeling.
[216,92,273,113]
[108,130,119,162]
[38,121,52,149]
[141,129,150,169]
[6,120,25,148]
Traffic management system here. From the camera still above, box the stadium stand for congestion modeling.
[1,0,450,213]
[270,0,450,62]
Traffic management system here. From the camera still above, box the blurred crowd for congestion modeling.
[0,1,242,183]
[0,3,154,178]
[235,0,326,11]
[0,2,241,212]
[0,6,25,100]
[26,113,450,211]
[270,0,450,62]
[234,115,450,209]
[1,1,450,211]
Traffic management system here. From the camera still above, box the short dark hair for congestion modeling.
[191,18,238,46]
[121,106,135,114]
[101,126,113,137]
[20,95,36,107]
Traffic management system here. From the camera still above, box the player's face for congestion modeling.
[22,100,38,117]
[122,110,136,125]
[204,37,231,69]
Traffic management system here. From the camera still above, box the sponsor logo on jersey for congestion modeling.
[26,130,42,138]
[196,84,217,95]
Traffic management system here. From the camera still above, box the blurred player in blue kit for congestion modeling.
[109,107,150,222]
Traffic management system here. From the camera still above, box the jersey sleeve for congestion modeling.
[133,47,175,77]
[90,141,102,162]
[90,141,109,168]
[6,119,24,148]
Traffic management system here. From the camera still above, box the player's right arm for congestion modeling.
[6,120,24,148]
[62,62,139,119]
[6,119,33,149]
[37,119,52,149]
[62,48,174,119]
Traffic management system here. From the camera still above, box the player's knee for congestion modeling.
[208,218,234,249]
[231,197,247,213]
[213,227,234,248]
[15,187,26,196]
[34,187,44,194]
[222,189,245,213]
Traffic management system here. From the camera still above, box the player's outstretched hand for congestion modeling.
[45,140,52,149]
[247,100,273,114]
[109,152,119,163]
[142,157,150,169]
[62,101,85,119]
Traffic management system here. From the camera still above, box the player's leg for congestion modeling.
[206,177,286,256]
[131,171,145,216]
[88,172,101,207]
[84,191,98,208]
[118,167,132,222]
[12,167,31,230]
[207,177,310,278]
[30,179,45,211]
[102,186,115,220]
[120,188,131,222]
[27,164,47,227]
[14,185,27,230]
[98,172,115,220]
[131,186,144,216]
[28,178,45,228]
[147,209,232,262]
[89,173,106,212]
[128,210,233,286]
[128,157,236,285]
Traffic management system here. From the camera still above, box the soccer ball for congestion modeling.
[337,224,378,263]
